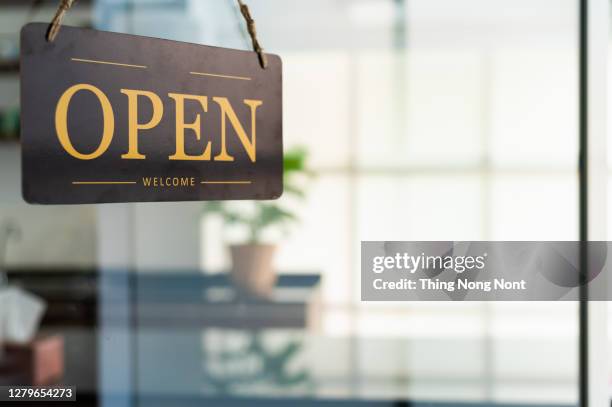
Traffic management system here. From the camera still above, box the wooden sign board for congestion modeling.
[20,23,283,204]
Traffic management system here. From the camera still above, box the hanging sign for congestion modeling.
[20,23,282,204]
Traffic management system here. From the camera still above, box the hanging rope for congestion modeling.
[236,0,267,69]
[46,0,75,42]
[46,0,267,69]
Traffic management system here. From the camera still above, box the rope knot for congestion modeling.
[237,0,268,69]
[46,0,75,42]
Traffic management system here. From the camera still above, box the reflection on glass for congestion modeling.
[0,0,583,406]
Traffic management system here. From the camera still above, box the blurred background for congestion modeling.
[0,0,606,406]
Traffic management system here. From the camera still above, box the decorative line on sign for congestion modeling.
[71,58,147,69]
[201,181,252,185]
[189,71,251,81]
[72,181,137,185]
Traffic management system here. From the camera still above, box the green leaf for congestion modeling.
[202,201,224,214]
[257,204,297,230]
[201,146,311,242]
[283,183,306,199]
[283,147,307,173]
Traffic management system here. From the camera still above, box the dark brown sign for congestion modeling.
[20,23,282,204]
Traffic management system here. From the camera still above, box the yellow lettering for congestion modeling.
[56,87,265,163]
[55,84,114,160]
[141,176,196,187]
[168,93,210,161]
[213,97,262,163]
[120,89,163,159]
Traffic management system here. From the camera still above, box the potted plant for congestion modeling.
[203,148,310,299]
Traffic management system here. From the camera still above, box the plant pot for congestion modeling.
[229,244,277,299]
